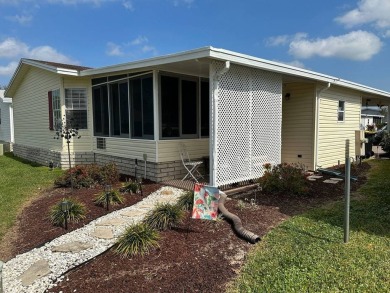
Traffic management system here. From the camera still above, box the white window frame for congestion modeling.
[52,89,61,129]
[338,100,345,122]
[65,88,88,129]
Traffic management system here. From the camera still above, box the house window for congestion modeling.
[338,101,345,122]
[130,75,154,139]
[92,73,154,139]
[93,85,109,136]
[48,89,61,130]
[65,88,88,129]
[109,82,129,136]
[160,74,199,138]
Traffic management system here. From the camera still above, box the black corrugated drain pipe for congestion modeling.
[218,191,260,244]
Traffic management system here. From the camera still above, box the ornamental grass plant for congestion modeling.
[49,198,86,227]
[115,223,160,257]
[94,190,124,208]
[176,190,194,211]
[143,202,185,231]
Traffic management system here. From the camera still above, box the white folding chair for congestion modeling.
[179,144,204,182]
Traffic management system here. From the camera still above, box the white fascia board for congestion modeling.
[80,46,213,77]
[81,46,390,99]
[22,59,79,76]
[208,47,390,98]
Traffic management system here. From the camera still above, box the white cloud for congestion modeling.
[266,33,307,47]
[279,60,306,69]
[28,46,76,63]
[288,30,382,61]
[130,36,148,46]
[173,0,194,7]
[0,61,18,76]
[0,38,29,58]
[6,14,33,25]
[0,37,78,80]
[106,42,124,56]
[106,36,158,58]
[385,30,390,38]
[336,0,390,29]
[0,0,117,6]
[0,38,76,63]
[122,0,133,11]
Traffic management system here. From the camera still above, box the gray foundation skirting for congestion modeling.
[11,145,202,182]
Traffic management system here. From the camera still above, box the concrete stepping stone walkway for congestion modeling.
[1,186,184,293]
[19,260,50,287]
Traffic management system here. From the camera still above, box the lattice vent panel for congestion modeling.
[210,61,282,186]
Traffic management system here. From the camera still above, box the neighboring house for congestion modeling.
[5,47,390,187]
[361,106,384,128]
[0,89,14,152]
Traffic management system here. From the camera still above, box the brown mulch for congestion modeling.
[0,163,370,293]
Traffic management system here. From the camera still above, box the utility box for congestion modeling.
[355,130,365,156]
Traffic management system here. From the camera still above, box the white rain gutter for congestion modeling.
[210,61,230,186]
[314,82,331,170]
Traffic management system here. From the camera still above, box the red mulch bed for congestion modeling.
[0,163,370,293]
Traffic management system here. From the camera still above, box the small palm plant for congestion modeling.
[49,198,86,227]
[94,190,124,208]
[121,181,140,194]
[115,223,160,257]
[176,190,194,211]
[143,203,185,231]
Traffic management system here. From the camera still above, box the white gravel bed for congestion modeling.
[2,186,184,293]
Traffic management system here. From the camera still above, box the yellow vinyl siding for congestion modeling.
[13,67,62,151]
[93,138,157,162]
[281,83,315,169]
[317,86,361,168]
[157,139,209,162]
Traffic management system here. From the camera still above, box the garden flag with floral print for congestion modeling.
[192,183,220,220]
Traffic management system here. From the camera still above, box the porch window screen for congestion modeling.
[65,88,88,129]
[130,75,154,139]
[160,74,207,139]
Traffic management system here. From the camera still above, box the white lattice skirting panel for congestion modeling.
[210,62,282,186]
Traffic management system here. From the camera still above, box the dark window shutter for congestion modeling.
[48,91,53,130]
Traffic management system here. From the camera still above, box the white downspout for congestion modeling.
[210,61,230,186]
[314,82,331,170]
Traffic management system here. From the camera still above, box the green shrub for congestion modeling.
[99,162,120,185]
[258,163,308,196]
[49,198,86,227]
[54,163,120,188]
[94,190,124,208]
[176,190,194,211]
[121,181,140,194]
[143,203,185,231]
[115,223,160,257]
[379,132,390,153]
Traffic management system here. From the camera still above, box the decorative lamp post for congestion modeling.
[54,116,81,191]
[49,160,54,171]
[105,184,112,211]
[61,200,71,230]
[137,176,143,196]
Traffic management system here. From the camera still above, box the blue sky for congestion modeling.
[0,0,389,91]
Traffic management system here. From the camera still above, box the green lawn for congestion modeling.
[229,160,390,293]
[0,154,62,242]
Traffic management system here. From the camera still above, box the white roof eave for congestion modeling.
[78,46,390,99]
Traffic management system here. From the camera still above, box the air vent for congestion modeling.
[96,137,106,149]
